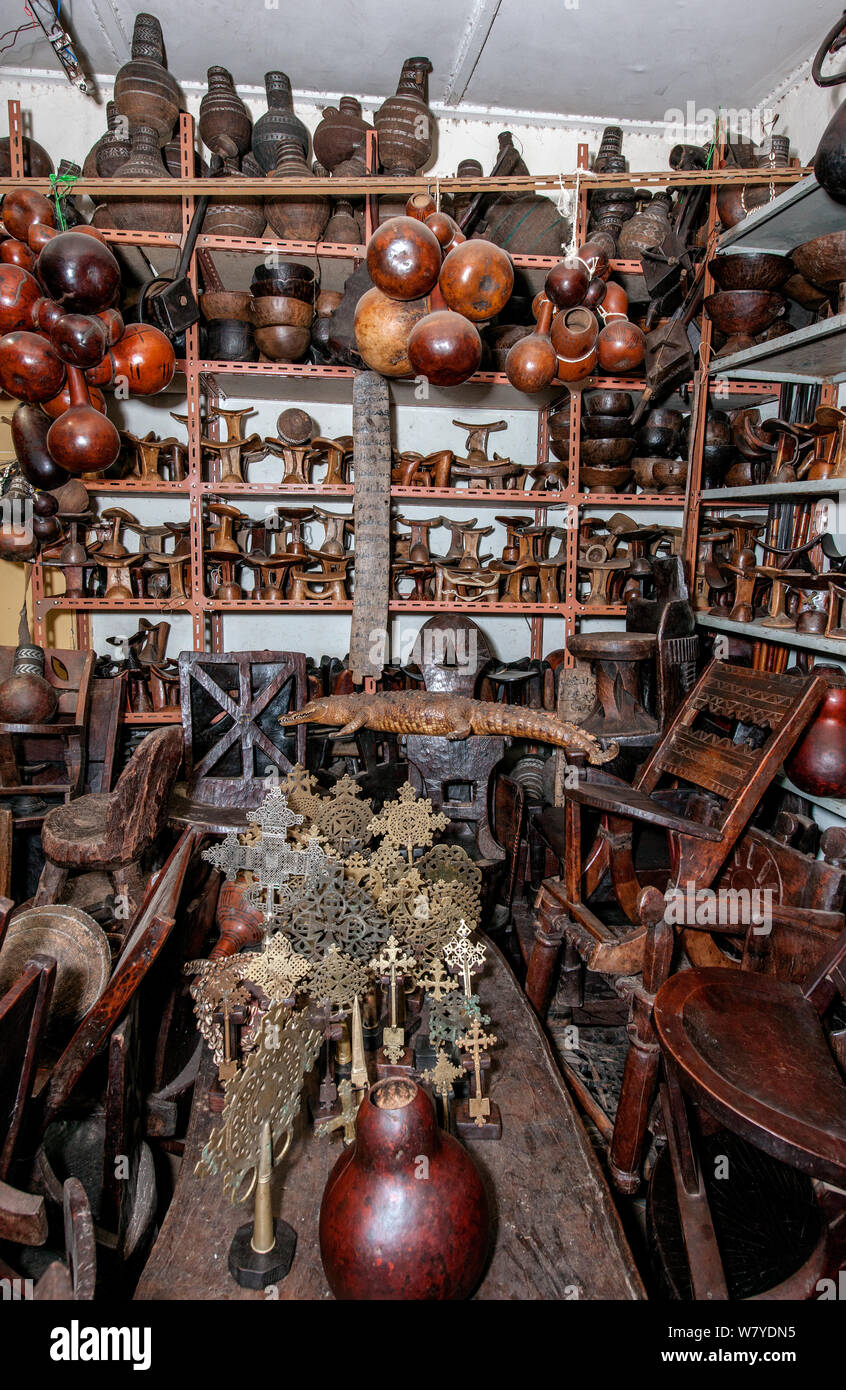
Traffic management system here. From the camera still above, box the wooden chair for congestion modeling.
[652,906,846,1299]
[34,726,184,917]
[170,650,308,835]
[0,646,94,807]
[405,615,505,862]
[526,659,828,1191]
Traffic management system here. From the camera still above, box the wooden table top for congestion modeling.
[135,941,644,1301]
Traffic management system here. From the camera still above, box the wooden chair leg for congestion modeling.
[33,858,69,908]
[0,808,12,900]
[660,1070,729,1300]
[526,886,567,1016]
[609,887,674,1193]
[558,938,585,1009]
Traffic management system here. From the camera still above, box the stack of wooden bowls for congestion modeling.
[249,262,315,361]
[633,406,688,493]
[580,390,635,492]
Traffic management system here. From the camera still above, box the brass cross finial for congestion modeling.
[456,1015,498,1128]
[420,956,458,1002]
[444,919,486,996]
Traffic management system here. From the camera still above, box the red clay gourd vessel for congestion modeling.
[319,1077,489,1300]
[366,216,442,301]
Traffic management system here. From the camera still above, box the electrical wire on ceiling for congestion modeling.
[1,1,91,93]
[0,17,38,55]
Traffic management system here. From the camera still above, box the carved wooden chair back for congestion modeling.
[411,614,494,696]
[179,650,308,808]
[103,726,184,862]
[626,556,697,728]
[85,673,126,793]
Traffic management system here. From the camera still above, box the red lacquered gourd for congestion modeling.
[505,299,557,393]
[0,620,58,725]
[407,308,482,385]
[596,317,646,373]
[0,264,42,333]
[0,238,37,272]
[50,312,110,369]
[319,1078,489,1300]
[27,223,58,254]
[354,287,430,376]
[545,256,589,309]
[405,192,437,222]
[425,210,462,251]
[366,216,442,301]
[578,239,611,280]
[2,189,55,241]
[36,230,121,313]
[601,281,629,317]
[32,297,65,332]
[46,366,120,475]
[42,380,106,418]
[85,322,176,395]
[97,308,125,345]
[439,238,514,322]
[0,330,66,403]
[551,305,598,357]
[11,403,69,490]
[785,669,846,798]
[209,875,265,959]
[583,275,607,309]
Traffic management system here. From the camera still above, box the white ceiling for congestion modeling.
[0,0,837,121]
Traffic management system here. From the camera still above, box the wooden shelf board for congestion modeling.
[712,314,846,384]
[701,478,844,502]
[696,613,846,655]
[121,711,182,725]
[716,174,845,255]
[776,773,846,820]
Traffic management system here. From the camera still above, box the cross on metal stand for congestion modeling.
[455,1015,501,1140]
[370,934,417,1075]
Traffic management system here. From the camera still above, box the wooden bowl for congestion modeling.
[708,252,794,292]
[791,231,846,291]
[703,289,786,336]
[254,324,311,361]
[653,456,689,493]
[580,464,633,492]
[0,903,110,1052]
[631,456,660,490]
[249,295,314,328]
[581,413,634,438]
[580,437,635,466]
[200,291,252,322]
[584,389,634,416]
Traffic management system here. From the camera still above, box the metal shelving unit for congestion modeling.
[3,99,792,684]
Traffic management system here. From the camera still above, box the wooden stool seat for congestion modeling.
[654,967,846,1185]
[568,631,657,662]
[41,795,113,866]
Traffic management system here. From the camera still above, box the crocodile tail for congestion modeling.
[477,703,618,764]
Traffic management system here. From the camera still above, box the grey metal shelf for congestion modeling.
[696,613,846,656]
[716,174,845,254]
[776,773,846,820]
[700,478,844,502]
[711,314,846,384]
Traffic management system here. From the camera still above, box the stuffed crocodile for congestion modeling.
[279,690,617,764]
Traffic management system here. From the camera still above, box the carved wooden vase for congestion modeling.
[313,97,370,173]
[319,1077,489,1300]
[199,66,252,161]
[264,138,330,242]
[374,58,434,175]
[113,12,181,145]
[252,72,309,171]
[104,124,182,233]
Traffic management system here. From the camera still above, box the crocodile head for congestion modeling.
[278,697,333,727]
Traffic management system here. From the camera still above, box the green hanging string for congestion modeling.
[48,169,80,231]
[704,107,722,171]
